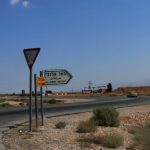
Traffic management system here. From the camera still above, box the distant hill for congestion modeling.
[113,86,150,96]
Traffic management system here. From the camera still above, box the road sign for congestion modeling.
[43,69,72,85]
[23,48,40,132]
[37,77,46,87]
[23,48,40,69]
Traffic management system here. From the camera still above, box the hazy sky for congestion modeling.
[1,0,150,93]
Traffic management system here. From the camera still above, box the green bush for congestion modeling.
[55,121,66,129]
[0,99,5,103]
[103,132,124,148]
[77,132,123,149]
[0,103,13,108]
[19,102,25,106]
[91,107,120,127]
[46,99,63,104]
[133,124,150,150]
[76,120,97,133]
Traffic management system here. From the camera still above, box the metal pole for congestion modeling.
[29,68,32,132]
[46,85,48,96]
[34,74,38,129]
[40,71,44,126]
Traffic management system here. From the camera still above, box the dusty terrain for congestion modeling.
[0,96,96,107]
[0,87,150,150]
[0,104,150,150]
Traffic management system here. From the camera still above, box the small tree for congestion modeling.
[107,83,112,92]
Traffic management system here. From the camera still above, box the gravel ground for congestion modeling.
[0,104,150,150]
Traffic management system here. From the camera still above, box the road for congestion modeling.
[0,96,150,127]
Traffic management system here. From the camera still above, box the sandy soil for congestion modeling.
[0,98,95,107]
[0,104,150,150]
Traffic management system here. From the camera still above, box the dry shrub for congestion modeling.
[76,120,97,133]
[77,134,97,149]
[91,107,120,127]
[133,124,150,150]
[55,121,66,129]
[103,132,124,148]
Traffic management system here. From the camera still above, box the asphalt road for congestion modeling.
[0,96,150,128]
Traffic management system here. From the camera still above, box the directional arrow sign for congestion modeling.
[43,69,72,85]
[23,48,40,69]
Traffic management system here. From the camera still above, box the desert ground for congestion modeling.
[0,104,150,150]
[0,86,150,150]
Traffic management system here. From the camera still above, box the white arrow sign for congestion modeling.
[43,69,72,85]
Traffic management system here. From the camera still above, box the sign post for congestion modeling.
[40,71,44,126]
[34,74,38,129]
[23,48,40,132]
